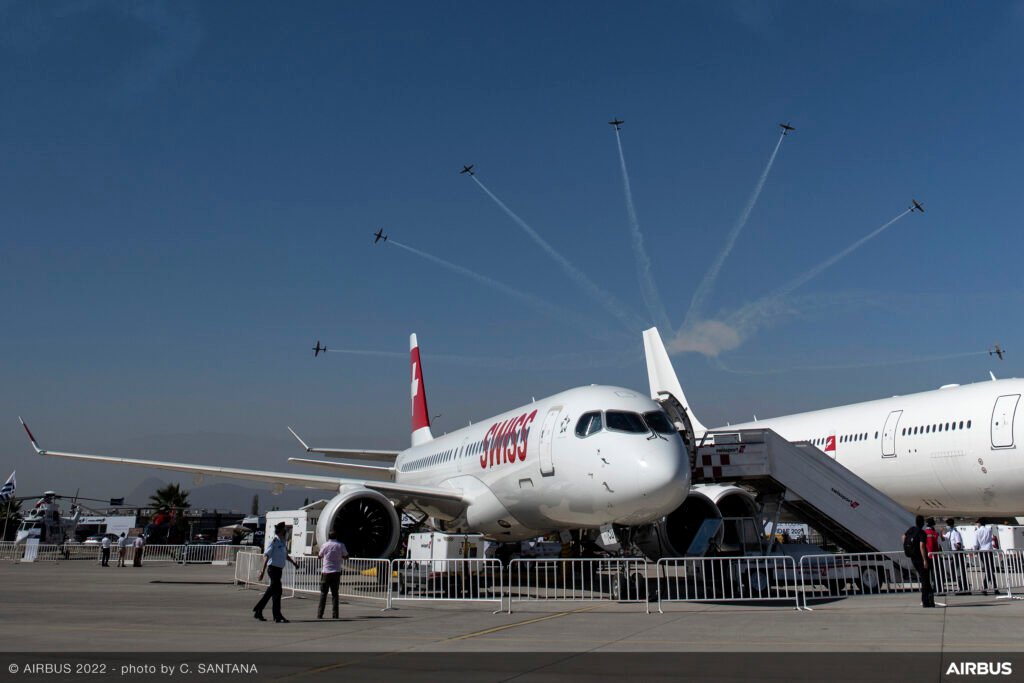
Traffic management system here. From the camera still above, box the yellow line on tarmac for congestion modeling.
[446,604,602,641]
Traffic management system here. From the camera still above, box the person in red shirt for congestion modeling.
[924,518,942,593]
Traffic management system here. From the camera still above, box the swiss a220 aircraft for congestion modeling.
[21,334,693,558]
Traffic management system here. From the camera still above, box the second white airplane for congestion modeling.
[644,327,1024,519]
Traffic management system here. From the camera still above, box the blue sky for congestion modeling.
[2,1,1022,501]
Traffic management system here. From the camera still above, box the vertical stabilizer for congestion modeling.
[410,333,434,447]
[643,327,707,436]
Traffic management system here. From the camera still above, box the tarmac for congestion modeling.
[1,560,1022,682]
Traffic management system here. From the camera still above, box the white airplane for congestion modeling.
[20,334,691,558]
[643,327,1024,520]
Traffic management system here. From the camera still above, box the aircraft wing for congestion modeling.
[288,428,399,462]
[364,482,466,518]
[287,457,395,481]
[31,445,347,492]
[21,419,467,516]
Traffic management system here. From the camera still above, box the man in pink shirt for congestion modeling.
[317,530,349,619]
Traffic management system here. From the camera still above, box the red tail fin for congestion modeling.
[410,334,433,447]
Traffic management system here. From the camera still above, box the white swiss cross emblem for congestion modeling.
[411,362,419,416]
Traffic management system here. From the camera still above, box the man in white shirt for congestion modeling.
[973,519,999,593]
[116,533,129,567]
[254,522,299,623]
[942,519,967,593]
[99,535,112,567]
[317,530,349,619]
[132,534,144,567]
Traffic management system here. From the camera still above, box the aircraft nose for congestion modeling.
[635,438,690,516]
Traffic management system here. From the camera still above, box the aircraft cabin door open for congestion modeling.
[881,410,902,458]
[991,394,1020,449]
[537,407,561,476]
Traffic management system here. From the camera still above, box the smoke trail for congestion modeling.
[682,132,786,329]
[614,128,673,334]
[470,175,645,333]
[388,239,622,341]
[720,207,914,341]
[764,208,913,302]
[714,349,990,376]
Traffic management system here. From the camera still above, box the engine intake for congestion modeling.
[634,485,759,560]
[315,487,400,558]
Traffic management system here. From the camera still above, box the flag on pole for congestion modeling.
[0,471,15,502]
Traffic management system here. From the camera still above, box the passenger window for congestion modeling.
[575,412,603,438]
[967,420,972,429]
[643,411,676,435]
[605,411,648,434]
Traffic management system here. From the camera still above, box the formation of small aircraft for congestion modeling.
[779,122,795,135]
[460,164,475,176]
[911,199,925,213]
[990,344,1005,360]
[608,118,624,131]
[373,228,388,243]
[313,341,327,357]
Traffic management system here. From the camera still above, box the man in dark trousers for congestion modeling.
[903,515,934,607]
[254,522,299,623]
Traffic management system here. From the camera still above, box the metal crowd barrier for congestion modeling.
[507,558,650,613]
[390,558,503,610]
[798,551,915,608]
[656,555,802,611]
[1002,550,1024,597]
[930,549,1013,600]
[287,556,392,606]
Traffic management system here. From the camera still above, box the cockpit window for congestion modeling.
[605,410,649,434]
[643,410,676,435]
[575,412,603,438]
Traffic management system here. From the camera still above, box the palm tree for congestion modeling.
[1,499,23,541]
[147,484,190,543]
[149,483,190,511]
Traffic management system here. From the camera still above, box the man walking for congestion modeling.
[100,535,112,567]
[317,530,349,619]
[254,522,298,623]
[903,515,933,607]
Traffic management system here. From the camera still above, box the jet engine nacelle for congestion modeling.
[315,486,401,558]
[633,485,759,561]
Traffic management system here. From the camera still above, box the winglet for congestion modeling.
[19,417,42,454]
[287,426,312,452]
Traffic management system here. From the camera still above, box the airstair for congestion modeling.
[695,429,914,553]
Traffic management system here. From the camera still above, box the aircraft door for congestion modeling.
[991,394,1020,449]
[881,410,903,458]
[537,407,561,477]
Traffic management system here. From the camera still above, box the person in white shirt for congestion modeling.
[973,519,999,593]
[132,534,145,567]
[100,535,112,567]
[254,522,298,623]
[317,530,349,619]
[942,519,967,592]
[116,533,129,567]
